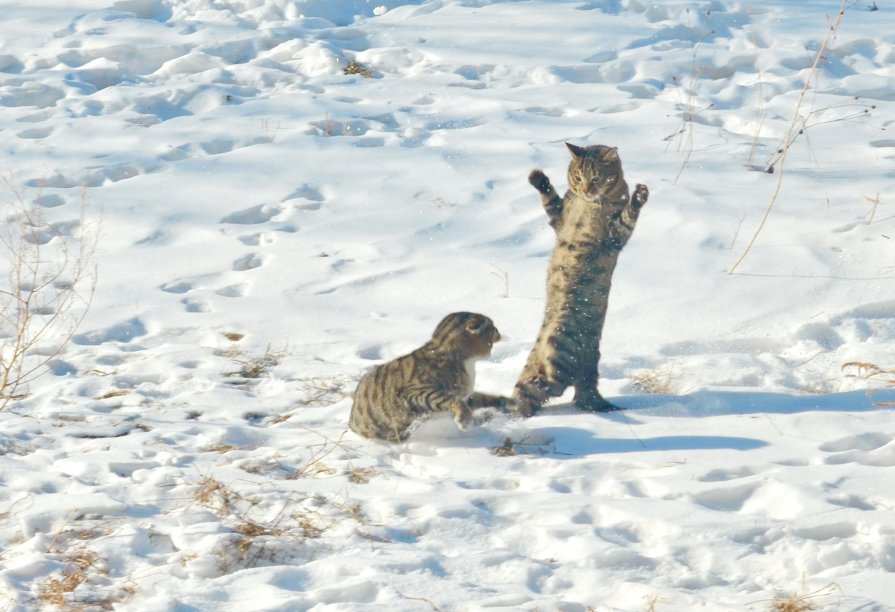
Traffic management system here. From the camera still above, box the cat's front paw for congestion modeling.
[454,406,474,431]
[500,397,518,413]
[633,183,649,208]
[528,169,553,194]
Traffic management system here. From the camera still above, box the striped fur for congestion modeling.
[350,312,512,442]
[514,143,649,416]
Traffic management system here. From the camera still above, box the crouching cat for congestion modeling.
[350,312,513,442]
[515,143,649,416]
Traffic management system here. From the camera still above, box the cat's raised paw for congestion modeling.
[633,183,649,208]
[528,169,553,194]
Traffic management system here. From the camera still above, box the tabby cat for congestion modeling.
[350,312,512,442]
[514,143,649,416]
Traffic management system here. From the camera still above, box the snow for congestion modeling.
[1,0,894,610]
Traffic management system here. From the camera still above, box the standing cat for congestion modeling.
[514,143,649,416]
[350,312,512,442]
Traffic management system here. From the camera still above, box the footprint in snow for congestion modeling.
[221,203,287,225]
[17,126,53,139]
[237,232,275,246]
[232,253,265,271]
[216,283,249,298]
[35,194,65,208]
[73,317,148,346]
[821,432,895,468]
[182,297,211,313]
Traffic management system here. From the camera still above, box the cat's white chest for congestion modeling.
[462,358,476,399]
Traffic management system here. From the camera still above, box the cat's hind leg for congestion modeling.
[573,382,617,412]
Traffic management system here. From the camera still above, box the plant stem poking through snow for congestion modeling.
[0,176,97,408]
[842,361,895,405]
[729,1,847,275]
[748,581,842,611]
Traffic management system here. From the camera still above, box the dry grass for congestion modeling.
[750,582,841,612]
[347,466,378,484]
[93,388,131,400]
[201,442,241,453]
[861,192,883,224]
[490,264,510,298]
[294,375,353,409]
[730,1,847,274]
[662,7,716,184]
[223,344,285,380]
[842,361,895,405]
[772,595,814,612]
[344,59,375,78]
[36,549,102,607]
[286,432,348,480]
[493,437,516,457]
[492,434,552,457]
[35,547,132,611]
[194,476,239,515]
[234,519,284,539]
[181,434,374,575]
[0,176,98,409]
[630,369,675,395]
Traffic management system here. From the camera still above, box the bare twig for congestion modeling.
[729,2,847,274]
[0,176,98,408]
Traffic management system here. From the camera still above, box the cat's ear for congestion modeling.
[565,142,586,158]
[465,317,485,335]
[600,146,620,162]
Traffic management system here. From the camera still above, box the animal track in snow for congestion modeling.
[826,493,876,511]
[357,345,383,360]
[161,136,274,162]
[22,219,81,246]
[0,81,65,109]
[793,522,858,541]
[690,482,760,512]
[73,317,148,346]
[820,432,891,453]
[221,203,283,225]
[17,126,53,139]
[306,119,369,137]
[216,283,249,298]
[284,183,325,203]
[233,253,265,271]
[823,439,895,468]
[698,466,756,482]
[34,162,159,189]
[35,194,65,208]
[237,232,275,246]
[182,297,211,313]
[522,106,568,117]
[160,280,194,294]
[199,138,236,155]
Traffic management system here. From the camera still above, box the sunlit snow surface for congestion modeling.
[1,1,895,610]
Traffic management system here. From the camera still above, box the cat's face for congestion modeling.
[464,314,501,358]
[433,312,501,358]
[566,143,622,203]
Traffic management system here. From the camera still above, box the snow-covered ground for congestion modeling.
[2,0,894,609]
